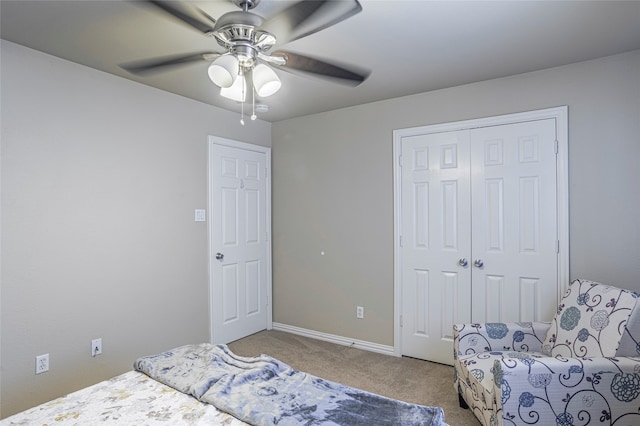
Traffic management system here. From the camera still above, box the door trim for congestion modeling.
[392,106,569,357]
[207,136,272,343]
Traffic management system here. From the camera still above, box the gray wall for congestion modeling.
[271,49,640,346]
[2,39,639,419]
[0,40,271,417]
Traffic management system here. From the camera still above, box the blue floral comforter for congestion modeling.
[134,343,446,426]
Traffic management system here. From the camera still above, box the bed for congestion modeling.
[1,369,244,425]
[2,343,447,425]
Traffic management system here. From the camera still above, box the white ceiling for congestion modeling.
[2,0,640,122]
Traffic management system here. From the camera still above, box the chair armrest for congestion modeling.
[454,322,550,358]
[494,355,640,425]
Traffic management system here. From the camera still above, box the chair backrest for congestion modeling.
[617,296,640,357]
[541,279,639,358]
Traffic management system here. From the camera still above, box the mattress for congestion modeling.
[1,370,247,425]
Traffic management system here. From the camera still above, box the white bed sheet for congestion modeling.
[1,371,248,425]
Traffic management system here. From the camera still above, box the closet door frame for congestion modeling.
[392,106,568,357]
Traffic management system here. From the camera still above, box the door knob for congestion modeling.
[458,258,468,267]
[216,252,224,261]
[474,259,484,268]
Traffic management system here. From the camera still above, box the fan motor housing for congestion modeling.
[213,10,275,53]
[216,25,274,48]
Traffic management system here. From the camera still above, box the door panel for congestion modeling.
[222,264,239,323]
[470,119,557,323]
[401,130,472,364]
[211,143,268,344]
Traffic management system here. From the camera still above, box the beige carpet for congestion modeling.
[228,330,479,426]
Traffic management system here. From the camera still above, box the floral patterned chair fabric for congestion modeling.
[453,279,640,426]
[540,279,638,358]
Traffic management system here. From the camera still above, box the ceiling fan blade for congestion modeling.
[196,8,217,27]
[145,1,215,34]
[272,50,369,86]
[261,0,362,45]
[120,52,219,76]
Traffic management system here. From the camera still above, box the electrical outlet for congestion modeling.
[92,338,102,357]
[356,306,364,319]
[35,354,49,374]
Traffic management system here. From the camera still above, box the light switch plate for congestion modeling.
[195,209,206,222]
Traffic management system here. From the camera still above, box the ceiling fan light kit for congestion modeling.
[124,0,369,123]
[253,64,281,97]
[208,54,239,88]
[220,73,247,102]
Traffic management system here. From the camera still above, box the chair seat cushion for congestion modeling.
[495,354,640,426]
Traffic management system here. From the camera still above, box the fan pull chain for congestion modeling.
[251,86,257,121]
[240,69,245,125]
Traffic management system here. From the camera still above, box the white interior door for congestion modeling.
[209,138,271,344]
[395,109,565,365]
[400,130,472,364]
[470,119,558,323]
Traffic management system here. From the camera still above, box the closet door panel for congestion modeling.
[400,130,472,364]
[470,119,558,323]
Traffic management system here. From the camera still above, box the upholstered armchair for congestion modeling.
[454,279,640,426]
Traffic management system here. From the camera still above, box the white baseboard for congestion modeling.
[271,322,397,357]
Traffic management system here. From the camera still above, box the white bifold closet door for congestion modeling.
[400,118,558,364]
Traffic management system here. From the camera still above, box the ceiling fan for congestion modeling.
[121,0,370,122]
